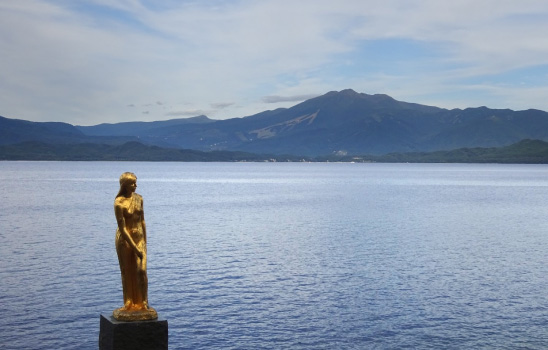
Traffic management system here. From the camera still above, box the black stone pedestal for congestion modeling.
[99,314,168,350]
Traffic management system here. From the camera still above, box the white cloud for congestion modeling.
[1,0,548,125]
[211,102,235,109]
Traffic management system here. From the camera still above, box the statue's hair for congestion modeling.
[116,172,137,198]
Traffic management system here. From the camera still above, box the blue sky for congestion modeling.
[1,0,548,125]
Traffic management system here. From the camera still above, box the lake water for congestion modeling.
[1,161,548,349]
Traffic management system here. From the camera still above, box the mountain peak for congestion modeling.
[324,89,359,97]
[340,88,359,95]
[5,89,548,158]
[323,89,394,102]
[315,89,399,110]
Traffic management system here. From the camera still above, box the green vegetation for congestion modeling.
[2,139,548,163]
[379,139,548,163]
[321,139,548,163]
[0,141,304,162]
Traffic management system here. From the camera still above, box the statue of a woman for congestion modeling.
[113,172,157,321]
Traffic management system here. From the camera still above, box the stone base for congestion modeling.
[99,314,168,350]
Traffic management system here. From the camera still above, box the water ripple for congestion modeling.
[1,162,548,349]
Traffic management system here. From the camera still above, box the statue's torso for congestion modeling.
[116,194,144,243]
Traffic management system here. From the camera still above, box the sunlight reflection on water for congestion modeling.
[1,162,548,349]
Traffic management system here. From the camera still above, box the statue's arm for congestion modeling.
[115,201,143,259]
[141,198,147,244]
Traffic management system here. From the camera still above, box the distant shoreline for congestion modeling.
[2,139,548,164]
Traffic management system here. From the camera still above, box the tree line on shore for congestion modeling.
[2,139,548,163]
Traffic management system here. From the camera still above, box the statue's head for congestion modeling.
[117,172,137,197]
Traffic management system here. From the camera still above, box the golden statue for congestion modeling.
[113,172,157,321]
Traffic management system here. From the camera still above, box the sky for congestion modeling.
[2,0,548,126]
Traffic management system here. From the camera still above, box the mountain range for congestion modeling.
[2,89,548,157]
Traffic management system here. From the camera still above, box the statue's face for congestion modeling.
[125,179,137,193]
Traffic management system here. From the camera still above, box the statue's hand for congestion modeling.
[135,248,144,259]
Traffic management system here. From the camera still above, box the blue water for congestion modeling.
[1,162,547,349]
